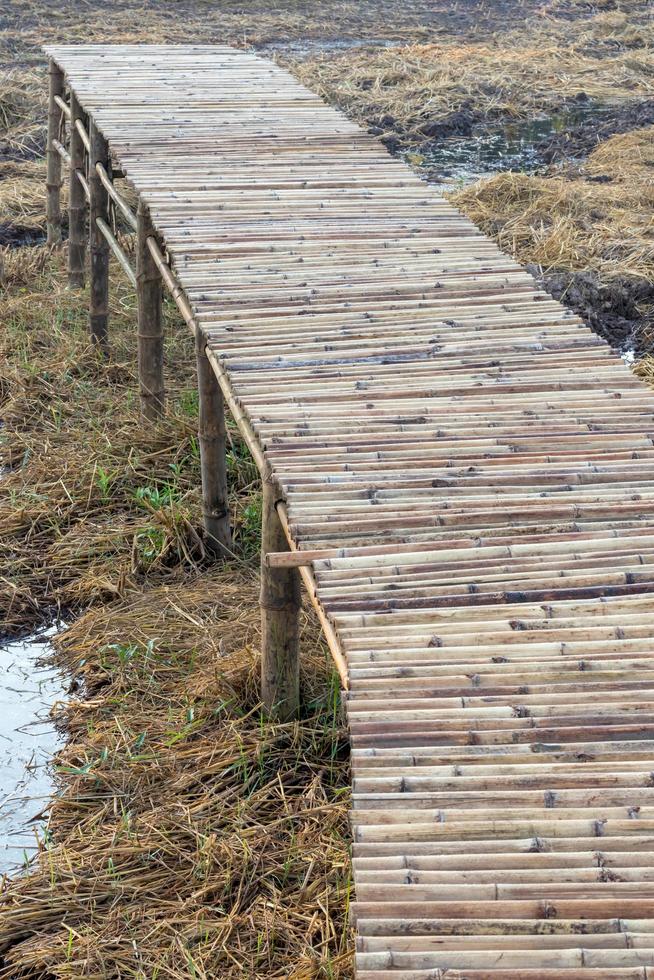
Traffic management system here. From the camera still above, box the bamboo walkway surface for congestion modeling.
[46,44,654,978]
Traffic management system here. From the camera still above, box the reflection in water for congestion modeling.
[0,625,66,874]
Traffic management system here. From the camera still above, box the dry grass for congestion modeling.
[296,12,654,144]
[0,161,47,229]
[0,574,352,978]
[451,127,654,283]
[0,71,45,157]
[0,245,352,976]
[0,249,262,635]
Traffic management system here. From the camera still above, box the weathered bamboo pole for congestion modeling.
[68,92,86,288]
[88,119,110,349]
[261,478,301,720]
[96,162,137,229]
[136,201,165,419]
[195,328,231,555]
[46,60,64,245]
[96,218,136,285]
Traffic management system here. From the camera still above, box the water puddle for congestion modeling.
[406,104,613,188]
[259,37,400,59]
[0,625,67,874]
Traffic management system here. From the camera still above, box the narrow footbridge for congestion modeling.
[45,45,654,978]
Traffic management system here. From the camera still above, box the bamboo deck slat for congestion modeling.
[45,44,654,977]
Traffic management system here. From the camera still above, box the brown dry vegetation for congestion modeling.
[295,1,654,144]
[0,250,352,977]
[1,574,350,979]
[452,128,654,281]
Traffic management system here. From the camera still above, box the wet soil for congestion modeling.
[537,99,654,165]
[530,265,654,357]
[402,102,614,182]
[0,223,45,248]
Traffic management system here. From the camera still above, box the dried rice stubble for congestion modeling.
[0,572,353,978]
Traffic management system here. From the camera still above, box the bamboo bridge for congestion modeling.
[44,44,654,978]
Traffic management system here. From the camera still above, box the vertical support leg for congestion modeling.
[195,330,231,555]
[46,60,63,246]
[88,120,109,349]
[260,479,301,720]
[68,92,86,288]
[136,201,165,419]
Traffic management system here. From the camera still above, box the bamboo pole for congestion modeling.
[46,60,64,245]
[88,118,110,349]
[96,163,137,230]
[96,218,136,286]
[261,478,301,720]
[136,201,165,419]
[68,91,86,288]
[196,327,231,555]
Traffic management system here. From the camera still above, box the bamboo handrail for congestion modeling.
[53,93,71,119]
[95,217,136,286]
[52,138,90,204]
[96,162,137,230]
[52,138,71,166]
[145,232,349,686]
[276,501,350,688]
[74,117,90,153]
[76,170,90,204]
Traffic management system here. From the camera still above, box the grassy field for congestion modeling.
[0,0,652,976]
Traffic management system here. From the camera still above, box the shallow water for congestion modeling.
[408,105,611,186]
[0,625,66,874]
[259,37,400,59]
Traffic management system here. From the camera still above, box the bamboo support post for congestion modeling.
[136,201,165,419]
[68,92,86,288]
[260,479,301,720]
[88,119,110,349]
[196,327,231,555]
[46,60,64,245]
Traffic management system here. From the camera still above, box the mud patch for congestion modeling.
[537,99,654,165]
[0,222,45,247]
[529,264,654,356]
[403,104,612,183]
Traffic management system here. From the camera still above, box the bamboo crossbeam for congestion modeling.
[96,162,137,230]
[74,117,90,153]
[52,138,70,165]
[96,217,136,286]
[44,43,654,975]
[53,93,70,119]
[265,549,334,567]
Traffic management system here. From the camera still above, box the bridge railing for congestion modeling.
[44,58,339,721]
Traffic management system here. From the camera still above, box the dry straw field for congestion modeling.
[0,0,652,976]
